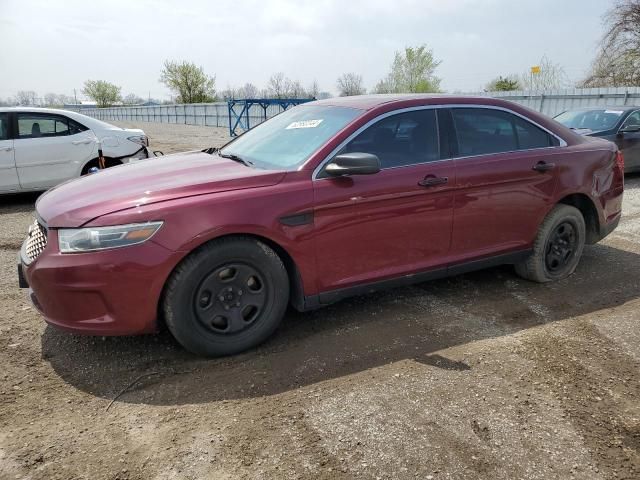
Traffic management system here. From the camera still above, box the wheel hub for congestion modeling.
[193,263,266,334]
[545,221,577,273]
[216,286,243,309]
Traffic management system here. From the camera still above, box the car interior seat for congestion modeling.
[31,123,41,137]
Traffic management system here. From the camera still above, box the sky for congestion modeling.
[0,0,611,101]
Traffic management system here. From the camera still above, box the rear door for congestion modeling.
[0,112,19,192]
[619,110,640,171]
[312,108,456,293]
[14,112,96,189]
[447,107,561,263]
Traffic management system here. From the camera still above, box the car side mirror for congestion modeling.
[620,125,640,134]
[324,152,381,177]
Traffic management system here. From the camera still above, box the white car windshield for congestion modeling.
[220,105,361,170]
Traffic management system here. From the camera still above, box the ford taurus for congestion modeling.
[19,95,624,356]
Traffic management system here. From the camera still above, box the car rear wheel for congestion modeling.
[515,204,586,283]
[162,237,289,356]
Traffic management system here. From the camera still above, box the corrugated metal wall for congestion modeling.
[73,87,640,133]
[474,87,640,117]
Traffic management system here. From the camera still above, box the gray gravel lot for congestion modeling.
[0,122,638,480]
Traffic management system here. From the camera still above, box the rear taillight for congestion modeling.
[616,150,625,171]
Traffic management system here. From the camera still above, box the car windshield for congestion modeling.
[554,109,624,131]
[220,105,361,170]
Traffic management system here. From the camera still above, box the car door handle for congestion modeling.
[418,176,448,187]
[72,138,93,145]
[532,161,555,172]
[0,146,13,152]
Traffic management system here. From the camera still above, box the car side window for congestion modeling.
[0,113,9,141]
[513,116,560,149]
[340,109,439,168]
[17,114,72,139]
[68,118,89,135]
[452,108,557,157]
[622,111,640,129]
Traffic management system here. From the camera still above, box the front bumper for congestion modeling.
[19,232,184,335]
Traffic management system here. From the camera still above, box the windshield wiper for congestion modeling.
[219,152,253,167]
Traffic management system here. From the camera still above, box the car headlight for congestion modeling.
[127,135,149,146]
[58,222,163,253]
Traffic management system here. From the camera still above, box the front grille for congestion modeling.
[25,220,47,262]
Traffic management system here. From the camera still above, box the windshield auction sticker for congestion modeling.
[286,119,324,129]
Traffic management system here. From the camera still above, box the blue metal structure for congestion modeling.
[227,98,314,137]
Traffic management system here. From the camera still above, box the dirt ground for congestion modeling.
[1,122,639,480]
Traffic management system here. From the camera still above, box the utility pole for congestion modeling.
[74,88,78,106]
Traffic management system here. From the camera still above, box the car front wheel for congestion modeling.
[162,237,289,356]
[515,204,586,283]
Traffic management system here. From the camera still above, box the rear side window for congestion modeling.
[0,113,9,141]
[68,118,89,135]
[451,108,558,157]
[17,114,83,138]
[341,109,440,168]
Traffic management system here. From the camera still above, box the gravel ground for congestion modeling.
[0,122,639,480]
[112,121,231,154]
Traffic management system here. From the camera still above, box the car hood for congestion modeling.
[36,151,286,227]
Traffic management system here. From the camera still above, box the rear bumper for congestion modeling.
[19,235,184,335]
[598,212,620,241]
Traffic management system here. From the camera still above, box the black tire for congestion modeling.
[81,158,121,175]
[162,237,289,356]
[515,204,586,283]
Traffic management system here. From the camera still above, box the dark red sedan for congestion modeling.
[19,95,624,356]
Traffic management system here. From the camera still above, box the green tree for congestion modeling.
[82,80,121,107]
[486,75,520,92]
[377,45,441,93]
[159,60,216,103]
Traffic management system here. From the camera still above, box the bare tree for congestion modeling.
[336,73,365,96]
[123,93,144,105]
[267,72,289,98]
[16,91,38,106]
[237,83,259,98]
[581,0,640,87]
[520,56,568,91]
[307,80,320,99]
[289,79,307,98]
[44,93,61,106]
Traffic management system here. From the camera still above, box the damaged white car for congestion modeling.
[0,107,156,193]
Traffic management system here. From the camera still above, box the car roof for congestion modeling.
[306,94,510,110]
[0,106,77,115]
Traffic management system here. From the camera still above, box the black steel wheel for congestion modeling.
[163,237,289,356]
[194,263,268,334]
[544,221,578,274]
[515,204,586,283]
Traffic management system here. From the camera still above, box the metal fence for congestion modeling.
[74,102,289,129]
[473,87,640,117]
[72,87,640,134]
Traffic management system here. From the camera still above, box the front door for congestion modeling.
[0,113,19,193]
[312,108,455,294]
[618,110,640,171]
[447,107,559,262]
[14,112,96,190]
